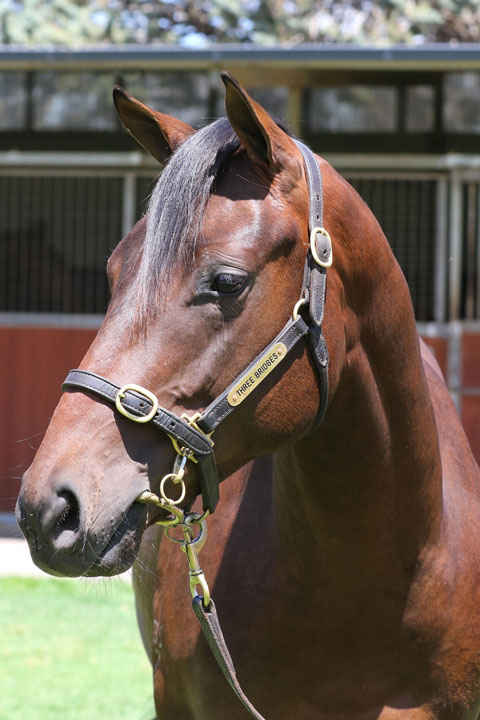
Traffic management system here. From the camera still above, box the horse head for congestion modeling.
[17,73,346,577]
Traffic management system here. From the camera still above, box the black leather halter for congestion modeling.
[62,140,331,515]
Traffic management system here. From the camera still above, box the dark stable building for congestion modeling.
[1,44,480,512]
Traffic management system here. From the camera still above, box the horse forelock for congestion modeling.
[132,117,241,322]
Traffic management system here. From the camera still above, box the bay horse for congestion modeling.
[17,73,480,720]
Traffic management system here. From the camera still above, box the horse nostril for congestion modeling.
[52,490,80,542]
[15,493,27,530]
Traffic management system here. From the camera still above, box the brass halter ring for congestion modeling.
[135,454,187,521]
[160,472,186,506]
[292,297,307,321]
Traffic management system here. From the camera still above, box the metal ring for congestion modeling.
[310,227,333,268]
[292,297,307,321]
[185,509,210,525]
[166,525,191,544]
[184,520,208,550]
[115,383,158,423]
[160,473,186,506]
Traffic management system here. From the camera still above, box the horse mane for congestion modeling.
[135,117,241,319]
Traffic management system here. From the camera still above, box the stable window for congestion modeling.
[0,71,27,129]
[405,86,435,133]
[346,175,437,321]
[32,72,117,130]
[0,174,121,313]
[307,86,397,132]
[444,73,480,133]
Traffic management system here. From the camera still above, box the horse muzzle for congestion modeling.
[16,472,148,577]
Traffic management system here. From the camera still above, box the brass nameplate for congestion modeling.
[227,342,287,407]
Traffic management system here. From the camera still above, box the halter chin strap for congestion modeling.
[62,140,330,516]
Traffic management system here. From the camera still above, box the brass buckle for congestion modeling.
[310,227,332,268]
[167,513,211,607]
[115,383,158,423]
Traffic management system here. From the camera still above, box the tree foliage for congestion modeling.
[1,0,480,46]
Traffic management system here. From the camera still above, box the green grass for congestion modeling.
[0,577,155,720]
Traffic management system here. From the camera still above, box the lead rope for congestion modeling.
[137,460,268,720]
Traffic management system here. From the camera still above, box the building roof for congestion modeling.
[1,43,480,72]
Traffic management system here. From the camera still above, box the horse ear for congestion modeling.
[113,86,195,165]
[221,71,295,171]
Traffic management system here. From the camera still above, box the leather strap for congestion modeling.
[63,370,213,456]
[294,140,330,427]
[193,597,267,720]
[198,315,309,435]
[62,369,220,513]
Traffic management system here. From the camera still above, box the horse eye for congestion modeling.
[211,273,246,295]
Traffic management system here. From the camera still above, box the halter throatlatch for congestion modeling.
[61,140,331,720]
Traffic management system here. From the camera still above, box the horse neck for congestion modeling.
[272,186,443,597]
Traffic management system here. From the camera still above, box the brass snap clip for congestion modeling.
[182,513,210,608]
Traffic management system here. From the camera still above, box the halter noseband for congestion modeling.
[62,140,331,516]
